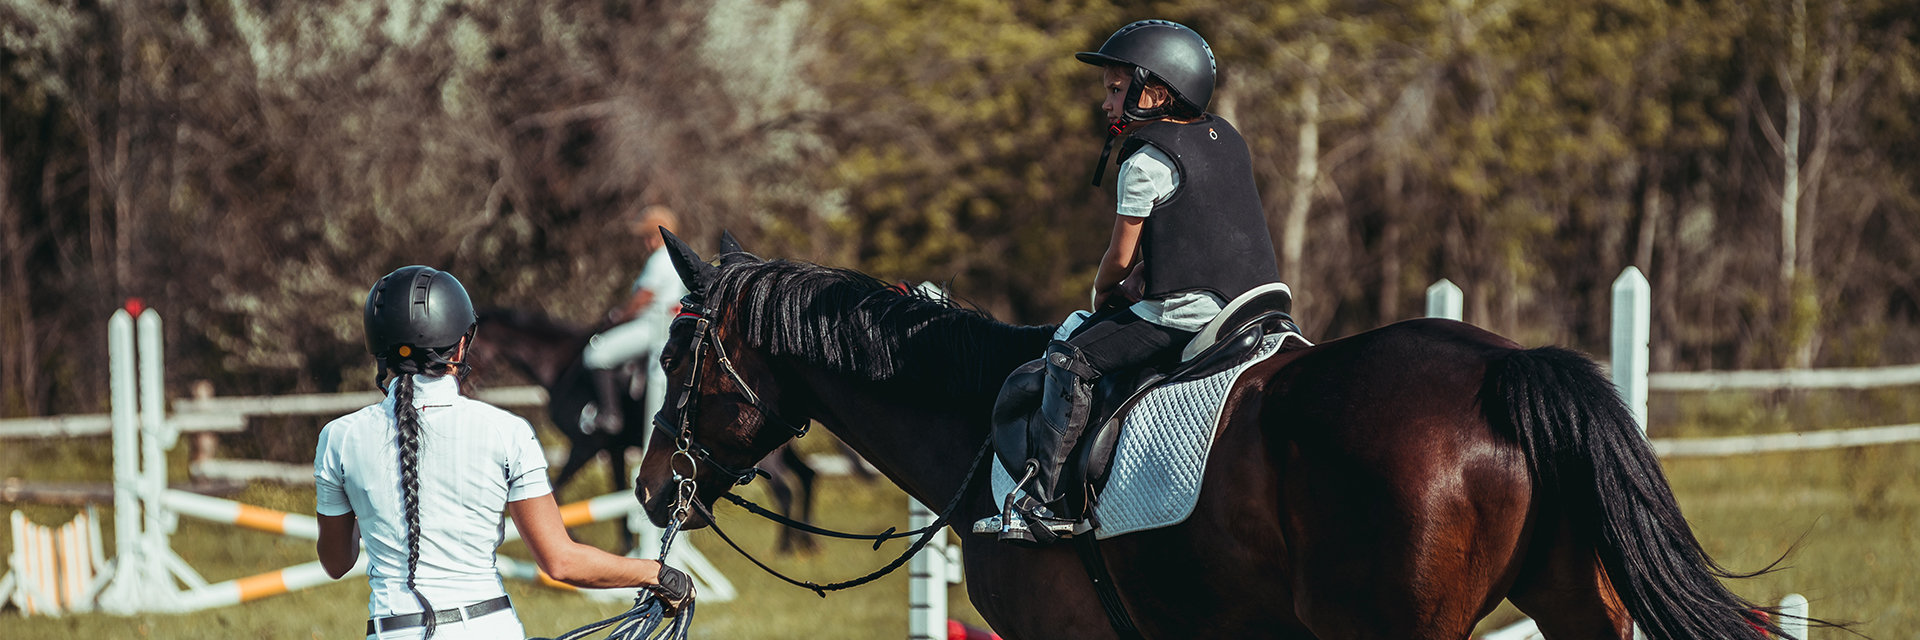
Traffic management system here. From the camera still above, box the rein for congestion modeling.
[663,298,993,598]
[694,439,992,597]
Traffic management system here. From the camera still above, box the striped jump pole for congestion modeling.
[171,555,370,612]
[163,490,319,539]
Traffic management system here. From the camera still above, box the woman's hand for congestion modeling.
[645,563,696,616]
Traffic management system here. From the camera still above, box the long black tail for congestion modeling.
[1487,346,1791,640]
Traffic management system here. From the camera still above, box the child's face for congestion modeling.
[1101,66,1132,123]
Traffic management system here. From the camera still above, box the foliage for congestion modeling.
[2,0,1918,412]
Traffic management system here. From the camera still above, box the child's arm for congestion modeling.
[1091,215,1146,309]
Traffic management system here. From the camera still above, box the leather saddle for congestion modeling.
[990,286,1304,522]
[1072,310,1302,512]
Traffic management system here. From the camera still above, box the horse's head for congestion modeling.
[636,230,798,529]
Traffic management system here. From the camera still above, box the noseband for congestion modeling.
[653,302,810,489]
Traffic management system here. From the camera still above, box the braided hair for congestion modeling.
[376,344,470,639]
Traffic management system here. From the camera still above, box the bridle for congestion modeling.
[652,300,810,496]
[649,293,994,597]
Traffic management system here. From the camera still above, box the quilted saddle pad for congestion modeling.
[988,332,1292,539]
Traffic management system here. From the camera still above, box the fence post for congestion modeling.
[1611,267,1651,435]
[1778,593,1808,639]
[1426,279,1464,321]
[908,497,948,640]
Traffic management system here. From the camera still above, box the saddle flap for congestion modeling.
[1079,314,1287,492]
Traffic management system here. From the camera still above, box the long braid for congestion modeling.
[391,362,439,638]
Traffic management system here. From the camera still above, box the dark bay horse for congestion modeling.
[636,236,1802,640]
[468,308,839,553]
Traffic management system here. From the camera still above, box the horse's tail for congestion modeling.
[1486,346,1793,640]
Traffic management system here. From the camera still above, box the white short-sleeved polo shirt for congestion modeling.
[315,373,551,625]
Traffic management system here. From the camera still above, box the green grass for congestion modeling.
[5,388,1917,638]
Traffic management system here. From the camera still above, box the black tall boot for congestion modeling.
[997,341,1100,545]
[590,367,625,435]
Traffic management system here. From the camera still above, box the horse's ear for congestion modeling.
[716,230,759,267]
[661,227,717,295]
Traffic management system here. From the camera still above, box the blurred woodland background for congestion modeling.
[2,0,1918,415]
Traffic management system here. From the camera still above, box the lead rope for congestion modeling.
[527,430,706,640]
[691,437,993,597]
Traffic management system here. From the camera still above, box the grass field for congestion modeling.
[3,388,1915,638]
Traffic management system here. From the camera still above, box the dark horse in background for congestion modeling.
[637,233,1813,640]
[467,307,859,553]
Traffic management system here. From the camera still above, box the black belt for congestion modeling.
[367,595,513,635]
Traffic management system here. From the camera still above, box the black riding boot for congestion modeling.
[590,367,625,435]
[987,341,1100,545]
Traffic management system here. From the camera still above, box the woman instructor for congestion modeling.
[316,265,689,639]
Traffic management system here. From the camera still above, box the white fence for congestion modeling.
[1428,270,1920,453]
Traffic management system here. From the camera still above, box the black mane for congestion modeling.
[707,260,1055,402]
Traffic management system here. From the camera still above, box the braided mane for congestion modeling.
[705,260,1054,404]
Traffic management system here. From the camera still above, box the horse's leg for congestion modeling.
[755,448,801,554]
[834,437,878,482]
[779,444,818,554]
[608,443,636,554]
[1504,509,1635,640]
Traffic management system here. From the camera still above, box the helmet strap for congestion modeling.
[1088,121,1127,187]
[1121,66,1172,122]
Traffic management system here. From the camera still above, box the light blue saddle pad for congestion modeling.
[989,324,1296,539]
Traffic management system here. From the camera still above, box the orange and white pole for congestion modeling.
[172,554,368,612]
[500,491,636,543]
[163,490,318,539]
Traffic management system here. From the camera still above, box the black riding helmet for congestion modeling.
[1076,20,1216,122]
[1077,20,1217,185]
[364,265,477,361]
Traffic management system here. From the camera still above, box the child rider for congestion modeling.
[982,20,1285,545]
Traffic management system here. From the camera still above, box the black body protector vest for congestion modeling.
[1119,115,1282,302]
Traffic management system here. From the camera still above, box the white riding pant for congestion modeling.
[581,319,670,425]
[364,611,527,639]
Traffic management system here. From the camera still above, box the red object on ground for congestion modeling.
[125,297,145,316]
[948,620,1002,640]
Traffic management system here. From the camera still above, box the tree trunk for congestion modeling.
[1282,44,1329,285]
[1378,162,1404,324]
[0,122,15,415]
[113,21,137,295]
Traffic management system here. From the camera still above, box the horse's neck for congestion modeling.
[787,361,990,511]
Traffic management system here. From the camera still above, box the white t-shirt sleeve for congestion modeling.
[1115,144,1180,218]
[504,419,553,502]
[314,421,353,517]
